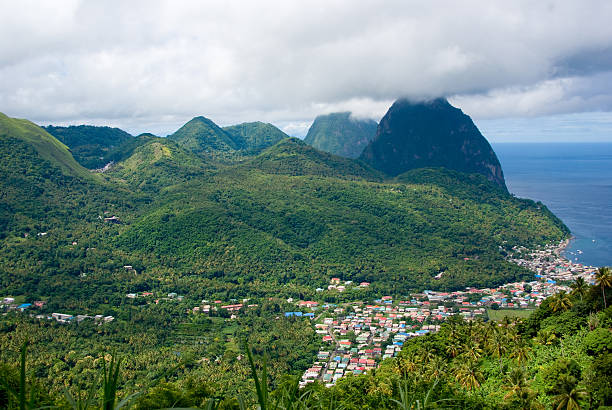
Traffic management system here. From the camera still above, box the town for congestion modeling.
[0,240,598,388]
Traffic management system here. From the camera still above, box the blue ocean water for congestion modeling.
[493,143,612,268]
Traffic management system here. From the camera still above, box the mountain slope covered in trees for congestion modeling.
[44,124,134,169]
[304,112,378,159]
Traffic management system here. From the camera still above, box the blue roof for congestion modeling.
[393,342,404,346]
[17,303,31,308]
[304,313,315,317]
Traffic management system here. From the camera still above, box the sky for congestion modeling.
[2,1,612,142]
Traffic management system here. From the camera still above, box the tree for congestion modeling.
[595,267,612,309]
[503,368,540,410]
[550,291,573,313]
[453,359,482,391]
[487,328,508,374]
[553,375,587,410]
[510,340,532,367]
[569,277,589,301]
[583,328,612,356]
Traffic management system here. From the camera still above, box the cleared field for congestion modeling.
[486,309,534,321]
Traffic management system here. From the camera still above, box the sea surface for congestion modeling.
[493,143,612,268]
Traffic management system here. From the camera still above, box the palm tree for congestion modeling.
[445,335,461,359]
[504,368,541,410]
[487,328,508,374]
[510,340,532,366]
[595,267,612,308]
[569,277,589,301]
[550,291,573,312]
[462,340,483,362]
[453,359,483,391]
[534,329,558,346]
[553,376,588,410]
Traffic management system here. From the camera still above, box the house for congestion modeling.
[104,216,121,224]
[17,303,31,311]
[222,304,243,312]
[52,313,73,323]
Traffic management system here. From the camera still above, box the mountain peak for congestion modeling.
[304,112,378,159]
[223,121,289,153]
[168,116,239,153]
[360,98,506,189]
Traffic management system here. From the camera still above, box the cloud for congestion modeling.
[1,0,612,137]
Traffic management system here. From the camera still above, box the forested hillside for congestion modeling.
[44,125,134,169]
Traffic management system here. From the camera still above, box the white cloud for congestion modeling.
[1,0,612,137]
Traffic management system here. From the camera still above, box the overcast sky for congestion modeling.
[2,1,612,141]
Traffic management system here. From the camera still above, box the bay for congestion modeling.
[493,143,612,268]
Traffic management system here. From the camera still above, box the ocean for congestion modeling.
[493,143,612,268]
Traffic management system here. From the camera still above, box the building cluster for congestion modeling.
[1,297,114,324]
[508,242,596,284]
[300,300,481,387]
[299,240,595,387]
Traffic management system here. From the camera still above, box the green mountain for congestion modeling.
[1,113,91,179]
[0,111,568,297]
[168,116,239,154]
[0,112,106,240]
[360,98,506,188]
[44,125,133,169]
[223,121,289,153]
[304,112,378,158]
[115,138,567,293]
[105,136,211,192]
[239,137,381,179]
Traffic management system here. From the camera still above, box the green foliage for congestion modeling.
[223,121,289,153]
[168,116,240,153]
[583,328,612,356]
[540,357,581,395]
[44,125,133,169]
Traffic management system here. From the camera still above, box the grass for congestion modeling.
[486,308,534,321]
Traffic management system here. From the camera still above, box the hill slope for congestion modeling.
[224,121,289,153]
[0,112,569,303]
[360,98,506,188]
[44,125,133,169]
[105,136,211,192]
[304,112,378,158]
[116,139,567,293]
[0,113,91,179]
[239,138,382,179]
